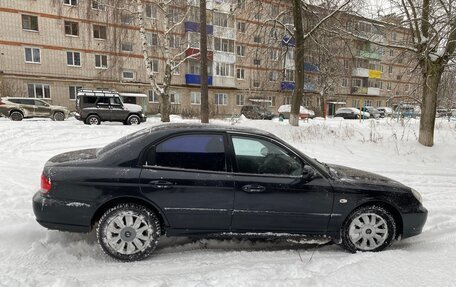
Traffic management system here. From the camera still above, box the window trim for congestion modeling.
[24,47,41,64]
[64,20,79,37]
[63,0,78,6]
[94,54,108,69]
[22,14,39,32]
[67,51,81,67]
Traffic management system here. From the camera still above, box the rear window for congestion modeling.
[153,134,226,172]
[82,96,97,104]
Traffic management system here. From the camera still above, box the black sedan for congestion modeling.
[33,124,427,261]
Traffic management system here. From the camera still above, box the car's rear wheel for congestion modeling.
[97,203,161,261]
[9,111,23,121]
[341,205,396,253]
[53,111,65,121]
[85,115,101,125]
[127,114,140,125]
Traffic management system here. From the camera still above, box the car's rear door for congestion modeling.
[20,99,37,117]
[228,134,334,234]
[139,133,235,232]
[33,100,52,117]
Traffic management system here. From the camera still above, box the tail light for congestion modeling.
[0,100,5,105]
[40,173,52,194]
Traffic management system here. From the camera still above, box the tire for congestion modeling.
[85,115,101,125]
[9,111,23,121]
[340,205,396,253]
[126,114,141,125]
[97,203,161,262]
[355,114,360,120]
[53,111,65,121]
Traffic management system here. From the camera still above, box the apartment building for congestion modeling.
[0,0,419,116]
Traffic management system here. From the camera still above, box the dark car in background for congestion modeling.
[361,106,381,119]
[0,97,70,121]
[75,89,147,125]
[240,105,274,120]
[33,124,427,261]
[335,107,370,119]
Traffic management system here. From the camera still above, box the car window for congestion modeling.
[110,97,122,105]
[232,136,303,176]
[8,99,21,104]
[22,99,35,105]
[82,96,97,104]
[153,134,226,172]
[97,97,110,104]
[34,100,48,107]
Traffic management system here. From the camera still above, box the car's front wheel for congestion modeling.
[85,115,101,125]
[341,205,396,253]
[127,114,141,125]
[53,111,65,121]
[97,203,161,261]
[9,111,24,121]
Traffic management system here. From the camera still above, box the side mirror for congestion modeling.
[302,165,316,181]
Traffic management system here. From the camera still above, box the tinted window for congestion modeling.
[34,100,48,107]
[82,96,97,104]
[8,99,21,104]
[154,134,226,171]
[232,136,303,176]
[110,97,122,105]
[22,99,35,105]
[97,97,110,104]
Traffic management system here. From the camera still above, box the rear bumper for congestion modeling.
[401,205,428,239]
[32,191,93,233]
[74,112,82,121]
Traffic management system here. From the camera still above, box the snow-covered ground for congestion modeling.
[1,116,456,286]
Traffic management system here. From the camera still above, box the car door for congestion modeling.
[20,99,37,117]
[33,99,52,117]
[229,134,334,234]
[109,96,129,121]
[139,133,235,232]
[95,96,111,121]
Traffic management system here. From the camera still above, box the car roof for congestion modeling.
[145,123,275,137]
[3,97,42,100]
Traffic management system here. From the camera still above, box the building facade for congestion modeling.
[0,0,419,117]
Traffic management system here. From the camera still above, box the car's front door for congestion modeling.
[33,100,52,117]
[96,97,111,121]
[109,96,129,121]
[19,99,37,117]
[139,133,235,232]
[229,135,334,234]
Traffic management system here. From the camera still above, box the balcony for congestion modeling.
[281,36,295,47]
[358,50,381,60]
[351,86,368,94]
[304,62,319,73]
[184,21,214,35]
[352,67,369,77]
[185,74,213,86]
[213,26,235,39]
[281,81,295,91]
[304,82,317,92]
[367,87,381,96]
[213,76,236,88]
[185,48,213,60]
[368,69,382,79]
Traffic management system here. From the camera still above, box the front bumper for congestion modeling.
[401,204,428,239]
[32,191,93,233]
[140,114,147,122]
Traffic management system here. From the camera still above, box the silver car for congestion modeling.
[0,97,70,121]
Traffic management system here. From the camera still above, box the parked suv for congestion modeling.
[0,97,70,121]
[75,89,146,125]
[240,105,274,120]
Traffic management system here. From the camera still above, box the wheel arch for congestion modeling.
[344,200,403,239]
[91,196,168,233]
[9,109,24,117]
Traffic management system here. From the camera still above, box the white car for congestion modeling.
[278,105,315,119]
[335,107,370,119]
[377,107,393,117]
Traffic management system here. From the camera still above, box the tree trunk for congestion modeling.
[160,93,171,122]
[290,0,305,127]
[200,0,209,124]
[418,64,443,147]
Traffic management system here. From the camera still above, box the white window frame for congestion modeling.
[148,90,159,103]
[63,0,78,6]
[236,94,244,106]
[64,21,79,36]
[145,3,157,19]
[236,45,245,57]
[236,68,245,80]
[69,85,82,101]
[22,14,39,32]
[27,83,51,98]
[93,24,107,39]
[122,70,135,81]
[151,59,159,73]
[24,47,41,64]
[146,32,159,46]
[67,51,81,67]
[215,62,235,77]
[121,42,133,52]
[190,91,201,105]
[95,54,108,69]
[215,93,228,105]
[92,0,105,11]
[170,92,180,104]
[269,70,278,81]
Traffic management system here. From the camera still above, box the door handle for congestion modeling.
[148,180,173,189]
[242,184,266,193]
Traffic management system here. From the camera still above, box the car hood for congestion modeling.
[123,103,143,113]
[327,164,407,189]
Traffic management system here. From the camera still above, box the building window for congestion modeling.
[237,21,246,33]
[170,92,180,104]
[171,61,180,75]
[67,51,81,66]
[95,54,108,69]
[387,82,392,90]
[352,99,360,108]
[148,90,158,103]
[253,59,261,65]
[269,70,278,81]
[24,47,41,63]
[389,49,394,57]
[63,0,78,6]
[284,69,294,82]
[28,83,50,98]
[235,94,244,106]
[92,0,105,11]
[151,59,159,73]
[64,21,79,36]
[146,32,159,46]
[376,100,382,107]
[22,15,39,31]
[215,93,228,105]
[191,92,201,105]
[284,96,291,105]
[392,32,397,41]
[253,36,261,43]
[145,4,157,19]
[214,38,234,53]
[69,85,82,100]
[122,70,135,80]
[236,45,245,57]
[93,25,107,39]
[388,65,393,73]
[342,78,348,87]
[121,13,134,24]
[213,12,231,27]
[168,35,181,48]
[121,42,133,52]
[268,96,276,107]
[188,60,200,74]
[215,62,234,77]
[270,50,279,61]
[236,68,245,79]
[343,59,349,69]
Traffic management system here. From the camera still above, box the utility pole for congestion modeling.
[200,0,209,123]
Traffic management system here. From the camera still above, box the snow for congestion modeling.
[1,116,456,286]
